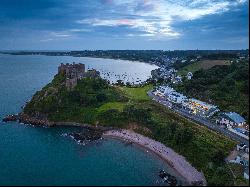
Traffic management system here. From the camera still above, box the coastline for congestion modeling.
[103,129,207,186]
[3,114,206,185]
[2,113,114,131]
[0,53,158,66]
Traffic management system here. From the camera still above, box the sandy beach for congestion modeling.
[103,129,207,186]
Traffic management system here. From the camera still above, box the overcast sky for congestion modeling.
[0,0,248,50]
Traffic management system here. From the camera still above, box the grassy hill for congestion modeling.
[175,60,249,122]
[23,72,237,186]
[177,59,230,76]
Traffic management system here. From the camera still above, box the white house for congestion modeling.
[241,153,249,166]
[158,86,167,94]
[163,86,175,96]
[172,75,182,84]
[187,72,193,80]
[158,86,174,94]
[167,91,187,104]
[228,153,249,167]
[155,86,175,97]
[175,75,182,83]
[237,143,248,152]
[216,112,246,128]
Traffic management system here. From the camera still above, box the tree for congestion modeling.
[116,80,124,86]
[96,93,107,103]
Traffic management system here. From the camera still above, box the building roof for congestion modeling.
[224,112,246,124]
[164,86,175,94]
[189,98,218,110]
[239,143,246,147]
[242,153,249,161]
[169,91,187,99]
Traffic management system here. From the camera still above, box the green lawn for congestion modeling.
[97,102,125,113]
[118,84,153,101]
[25,74,238,185]
[178,60,229,75]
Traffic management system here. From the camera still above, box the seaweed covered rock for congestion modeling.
[68,129,103,144]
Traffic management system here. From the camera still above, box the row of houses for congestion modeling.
[154,85,249,137]
[216,112,247,128]
[183,98,219,118]
[216,112,249,137]
[151,67,193,84]
[155,85,220,118]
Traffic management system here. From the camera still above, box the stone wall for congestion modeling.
[58,62,100,90]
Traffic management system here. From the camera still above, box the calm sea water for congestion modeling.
[0,54,185,186]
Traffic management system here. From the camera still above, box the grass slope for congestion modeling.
[178,60,230,76]
[23,72,237,185]
[117,84,153,101]
[97,102,125,112]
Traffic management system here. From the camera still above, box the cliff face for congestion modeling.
[22,70,127,124]
[23,72,65,118]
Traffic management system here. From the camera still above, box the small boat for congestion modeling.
[159,170,177,186]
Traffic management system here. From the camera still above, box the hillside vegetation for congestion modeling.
[177,60,230,75]
[23,72,236,186]
[175,60,249,122]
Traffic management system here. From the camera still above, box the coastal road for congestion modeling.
[148,91,249,146]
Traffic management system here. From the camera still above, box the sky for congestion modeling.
[0,0,249,50]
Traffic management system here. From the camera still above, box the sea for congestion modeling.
[0,54,186,186]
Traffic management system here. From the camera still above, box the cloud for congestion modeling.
[76,0,247,39]
[69,28,91,32]
[0,0,248,49]
[40,38,53,42]
[38,28,91,43]
[77,18,179,38]
[39,31,72,42]
[51,32,71,37]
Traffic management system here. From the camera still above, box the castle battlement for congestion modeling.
[58,62,100,90]
[58,62,85,79]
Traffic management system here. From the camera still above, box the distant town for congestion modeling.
[147,52,249,181]
[1,49,249,66]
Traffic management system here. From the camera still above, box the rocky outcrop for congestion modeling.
[2,113,55,126]
[2,113,115,132]
[67,129,103,144]
[2,114,18,122]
